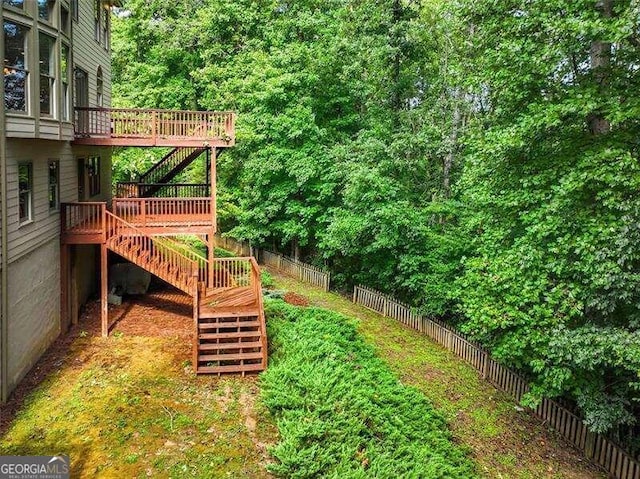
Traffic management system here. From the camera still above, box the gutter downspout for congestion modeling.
[0,5,9,403]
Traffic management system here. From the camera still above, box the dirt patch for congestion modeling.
[283,292,309,307]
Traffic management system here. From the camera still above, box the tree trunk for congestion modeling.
[443,88,462,198]
[588,0,613,135]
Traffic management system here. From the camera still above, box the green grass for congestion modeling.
[269,271,605,479]
[260,300,477,478]
[0,335,276,478]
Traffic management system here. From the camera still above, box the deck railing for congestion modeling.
[116,182,210,199]
[105,211,199,294]
[112,197,213,227]
[61,202,106,240]
[74,107,235,143]
[210,257,254,289]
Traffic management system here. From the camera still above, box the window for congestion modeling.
[48,161,59,211]
[102,5,109,48]
[39,33,55,116]
[88,157,100,196]
[94,0,100,42]
[3,21,29,112]
[18,163,33,224]
[61,44,70,120]
[37,0,56,23]
[96,66,103,107]
[2,0,24,9]
[71,0,79,22]
[60,6,70,35]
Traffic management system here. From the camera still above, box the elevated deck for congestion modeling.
[61,198,215,244]
[73,107,235,147]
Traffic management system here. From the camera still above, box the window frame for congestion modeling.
[71,0,79,22]
[48,160,60,212]
[3,20,30,114]
[38,31,56,117]
[60,5,70,36]
[1,0,25,12]
[37,0,56,25]
[96,66,103,107]
[18,162,33,225]
[61,42,70,121]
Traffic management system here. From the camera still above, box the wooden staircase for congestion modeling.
[137,147,207,197]
[195,259,268,374]
[102,211,267,375]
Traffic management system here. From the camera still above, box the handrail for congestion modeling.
[155,236,210,287]
[75,106,235,115]
[115,183,210,199]
[61,202,106,234]
[105,211,199,294]
[210,257,254,289]
[112,197,212,226]
[250,257,269,367]
[139,147,205,184]
[74,108,235,144]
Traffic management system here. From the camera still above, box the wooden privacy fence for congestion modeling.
[261,250,330,291]
[214,234,330,291]
[352,285,640,479]
[215,234,251,257]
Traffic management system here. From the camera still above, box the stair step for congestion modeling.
[199,336,262,348]
[198,320,260,330]
[198,352,264,362]
[197,363,265,374]
[196,341,262,350]
[199,309,259,319]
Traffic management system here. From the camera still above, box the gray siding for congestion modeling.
[5,139,111,263]
[6,238,60,391]
[3,0,112,140]
[72,0,112,108]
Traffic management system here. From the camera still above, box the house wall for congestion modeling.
[1,1,114,400]
[6,237,59,391]
[3,138,110,393]
[5,139,111,263]
[3,0,112,140]
[73,0,112,108]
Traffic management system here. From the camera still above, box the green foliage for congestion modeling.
[113,0,640,434]
[260,300,476,478]
[260,270,275,288]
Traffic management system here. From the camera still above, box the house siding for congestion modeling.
[3,0,112,140]
[5,139,111,263]
[6,237,60,392]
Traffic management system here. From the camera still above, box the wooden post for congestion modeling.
[352,286,357,304]
[141,199,147,227]
[151,110,157,144]
[482,351,490,379]
[193,281,199,374]
[101,244,108,337]
[210,147,217,234]
[207,233,214,289]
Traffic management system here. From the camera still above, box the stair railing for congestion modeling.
[138,147,204,185]
[210,257,254,290]
[105,211,200,294]
[250,257,268,367]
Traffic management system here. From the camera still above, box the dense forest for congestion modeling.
[111,0,640,441]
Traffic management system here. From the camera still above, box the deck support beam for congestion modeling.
[100,244,108,337]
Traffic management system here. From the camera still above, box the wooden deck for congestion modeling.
[61,199,215,244]
[72,107,235,147]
